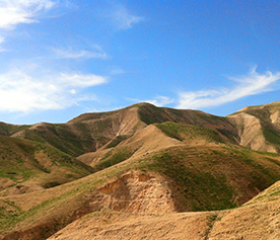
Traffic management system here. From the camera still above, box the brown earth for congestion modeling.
[48,180,280,240]
[2,101,280,239]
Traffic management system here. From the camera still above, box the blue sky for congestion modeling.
[0,0,280,124]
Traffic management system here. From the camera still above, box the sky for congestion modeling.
[0,0,280,124]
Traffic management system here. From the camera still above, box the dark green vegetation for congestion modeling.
[105,135,130,149]
[0,135,93,195]
[92,147,136,171]
[0,122,30,136]
[156,122,225,143]
[262,127,280,149]
[138,146,280,211]
[22,123,96,157]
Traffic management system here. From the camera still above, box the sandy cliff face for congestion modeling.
[227,112,277,152]
[72,170,176,221]
[48,181,280,240]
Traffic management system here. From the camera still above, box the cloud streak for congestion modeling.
[54,45,108,59]
[177,68,280,109]
[0,68,108,113]
[0,0,56,30]
[145,96,174,107]
[136,68,280,110]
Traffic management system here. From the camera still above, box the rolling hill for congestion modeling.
[0,101,280,239]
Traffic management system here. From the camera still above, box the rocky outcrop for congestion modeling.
[72,171,176,220]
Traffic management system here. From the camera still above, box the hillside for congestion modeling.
[0,135,93,197]
[1,103,239,157]
[228,101,280,153]
[1,135,280,239]
[1,101,280,239]
[48,179,280,240]
[4,102,280,158]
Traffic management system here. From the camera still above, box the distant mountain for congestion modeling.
[1,103,238,157]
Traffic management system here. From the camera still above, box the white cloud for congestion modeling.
[54,45,108,59]
[128,96,174,107]
[0,69,108,113]
[60,73,107,87]
[177,68,280,109]
[0,0,56,30]
[145,96,174,107]
[0,35,6,52]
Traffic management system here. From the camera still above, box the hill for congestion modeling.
[1,101,280,239]
[3,103,239,157]
[48,179,280,240]
[4,102,280,158]
[0,135,93,197]
[228,101,280,153]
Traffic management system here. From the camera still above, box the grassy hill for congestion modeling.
[1,138,280,239]
[0,135,93,198]
[1,101,280,239]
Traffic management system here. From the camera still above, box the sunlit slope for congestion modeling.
[1,141,280,239]
[9,105,144,157]
[78,120,230,168]
[0,135,93,197]
[228,101,280,153]
[3,101,280,158]
[48,181,280,240]
[1,103,240,157]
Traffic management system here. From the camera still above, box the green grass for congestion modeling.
[262,127,280,147]
[0,122,30,136]
[139,149,237,211]
[225,148,280,190]
[156,121,225,144]
[105,135,129,149]
[94,147,135,170]
[138,104,169,124]
[0,135,94,194]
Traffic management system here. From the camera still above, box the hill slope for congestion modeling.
[48,179,280,240]
[228,101,280,153]
[0,135,93,197]
[1,103,240,157]
[1,101,280,239]
[1,140,280,239]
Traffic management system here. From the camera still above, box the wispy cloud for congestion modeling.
[60,73,107,87]
[128,96,174,107]
[54,45,108,59]
[0,35,6,52]
[177,68,280,109]
[112,5,144,30]
[130,68,280,110]
[101,4,144,31]
[0,0,57,30]
[145,96,174,107]
[0,68,108,113]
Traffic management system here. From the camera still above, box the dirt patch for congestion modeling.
[48,210,208,240]
[0,178,15,191]
[71,170,176,220]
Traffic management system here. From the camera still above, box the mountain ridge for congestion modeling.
[1,101,280,239]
